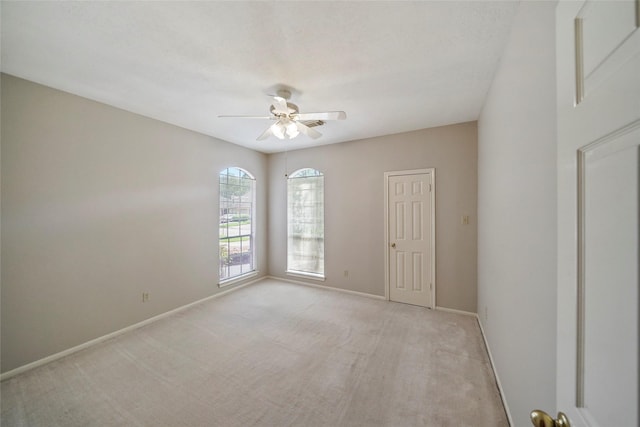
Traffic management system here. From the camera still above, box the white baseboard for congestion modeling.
[1,275,264,382]
[435,306,477,316]
[266,275,386,301]
[476,317,514,427]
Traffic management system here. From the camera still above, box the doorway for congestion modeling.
[384,169,435,308]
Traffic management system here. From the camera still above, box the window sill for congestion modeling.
[286,271,325,282]
[218,271,258,288]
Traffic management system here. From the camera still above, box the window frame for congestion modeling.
[218,167,257,286]
[286,167,325,281]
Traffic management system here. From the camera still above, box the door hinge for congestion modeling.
[430,283,433,290]
[429,184,432,192]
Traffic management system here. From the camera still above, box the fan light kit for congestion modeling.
[219,89,346,141]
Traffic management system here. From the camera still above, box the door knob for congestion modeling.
[391,243,396,248]
[530,410,571,427]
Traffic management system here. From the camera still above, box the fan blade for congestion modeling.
[295,111,346,121]
[218,115,271,119]
[272,96,290,115]
[256,125,274,141]
[257,121,287,141]
[295,121,322,139]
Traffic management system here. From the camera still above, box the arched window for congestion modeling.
[219,167,255,282]
[287,168,324,278]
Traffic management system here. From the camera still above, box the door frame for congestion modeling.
[384,168,436,308]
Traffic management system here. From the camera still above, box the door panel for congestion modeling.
[556,1,640,426]
[387,171,434,308]
[580,127,639,426]
[577,0,640,101]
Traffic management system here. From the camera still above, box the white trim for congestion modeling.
[383,168,436,308]
[286,270,325,282]
[435,306,477,317]
[267,275,385,301]
[1,275,264,382]
[219,270,258,288]
[477,316,514,427]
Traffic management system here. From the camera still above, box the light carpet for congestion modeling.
[1,279,509,426]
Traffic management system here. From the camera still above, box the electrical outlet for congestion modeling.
[142,292,150,303]
[462,215,470,225]
[344,270,349,277]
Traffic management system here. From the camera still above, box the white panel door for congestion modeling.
[555,1,639,426]
[387,171,434,308]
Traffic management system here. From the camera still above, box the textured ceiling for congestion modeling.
[1,1,520,153]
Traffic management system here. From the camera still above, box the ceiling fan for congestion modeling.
[219,89,347,141]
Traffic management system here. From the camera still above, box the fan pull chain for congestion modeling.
[284,147,289,178]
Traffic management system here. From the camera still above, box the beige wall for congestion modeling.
[477,2,557,426]
[1,74,269,373]
[268,123,478,312]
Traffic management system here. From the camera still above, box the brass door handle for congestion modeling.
[391,243,396,248]
[531,410,571,427]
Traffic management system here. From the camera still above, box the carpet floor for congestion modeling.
[1,279,509,426]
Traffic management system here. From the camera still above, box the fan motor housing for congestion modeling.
[270,102,298,116]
